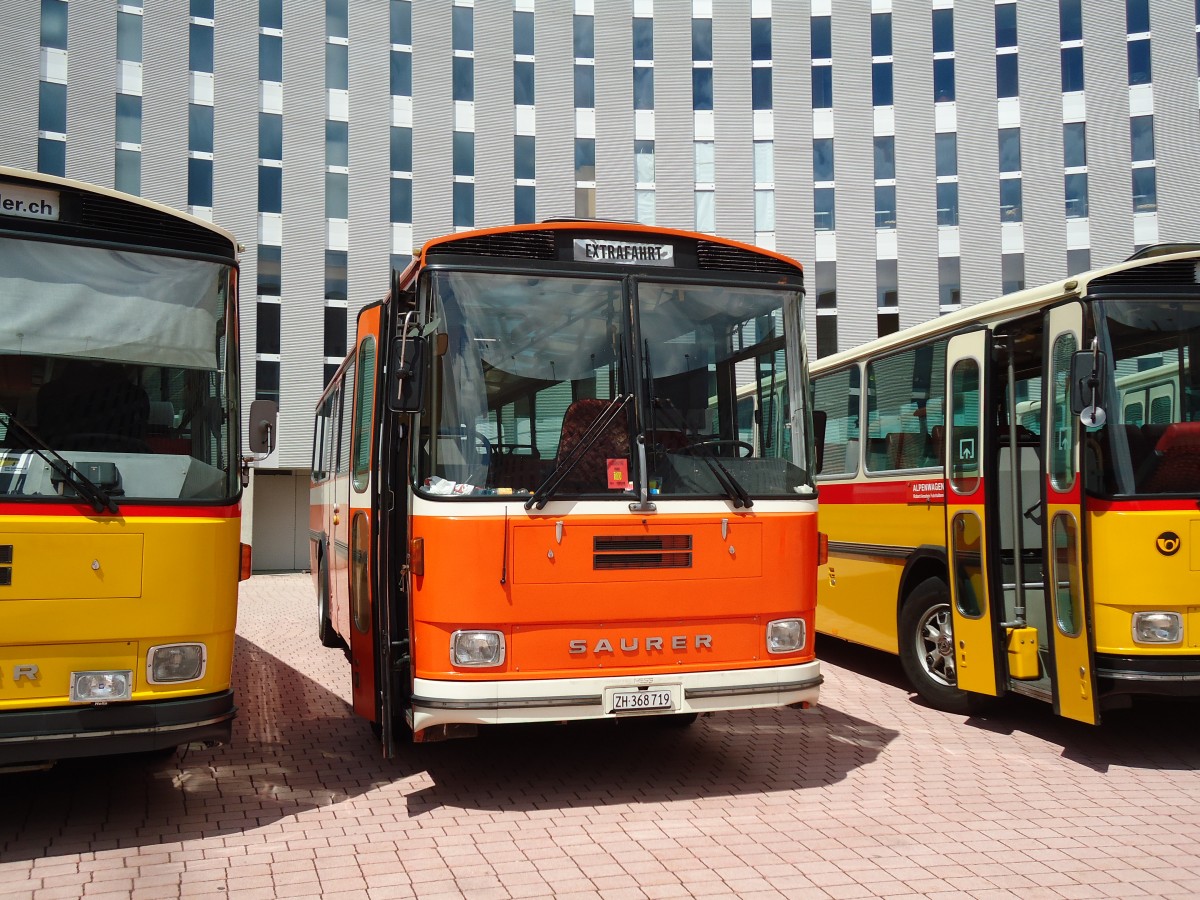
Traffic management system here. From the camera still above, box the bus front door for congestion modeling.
[943,330,1002,699]
[1042,302,1098,724]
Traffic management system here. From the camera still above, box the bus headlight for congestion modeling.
[147,643,207,683]
[70,670,133,703]
[451,630,505,667]
[766,618,806,654]
[1132,612,1182,644]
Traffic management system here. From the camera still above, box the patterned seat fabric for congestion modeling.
[554,398,631,493]
[1141,422,1200,494]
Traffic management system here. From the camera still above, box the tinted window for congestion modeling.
[812,366,861,477]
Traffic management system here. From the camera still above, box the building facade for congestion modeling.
[4,0,1199,569]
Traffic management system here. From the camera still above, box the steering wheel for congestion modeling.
[678,439,754,459]
[472,431,493,465]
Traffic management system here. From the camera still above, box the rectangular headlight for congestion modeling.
[451,630,505,667]
[70,670,133,703]
[766,618,806,654]
[1133,612,1182,644]
[147,643,207,683]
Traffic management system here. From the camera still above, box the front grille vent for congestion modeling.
[78,194,235,260]
[593,534,692,570]
[428,230,557,261]
[696,240,801,277]
[1089,259,1200,291]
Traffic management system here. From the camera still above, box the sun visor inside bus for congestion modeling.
[0,238,222,369]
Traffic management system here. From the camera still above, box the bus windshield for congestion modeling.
[1088,298,1200,496]
[0,236,237,502]
[417,270,810,499]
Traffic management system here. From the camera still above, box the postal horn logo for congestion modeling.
[1156,532,1181,556]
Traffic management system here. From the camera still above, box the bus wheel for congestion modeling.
[899,578,987,715]
[317,561,340,649]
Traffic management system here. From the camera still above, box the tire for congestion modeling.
[317,559,341,649]
[898,577,990,715]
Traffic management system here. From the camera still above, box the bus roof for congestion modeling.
[811,244,1200,374]
[0,165,239,251]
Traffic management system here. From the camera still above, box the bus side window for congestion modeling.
[811,365,860,477]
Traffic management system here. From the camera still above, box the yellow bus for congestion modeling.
[311,220,823,750]
[0,167,269,766]
[809,243,1200,724]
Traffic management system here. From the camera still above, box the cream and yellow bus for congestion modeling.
[0,167,270,766]
[810,243,1200,724]
[311,220,823,750]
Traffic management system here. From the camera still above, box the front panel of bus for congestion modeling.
[380,228,822,741]
[1079,258,1200,704]
[0,173,241,763]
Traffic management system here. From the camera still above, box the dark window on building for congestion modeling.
[995,4,1017,48]
[692,68,713,110]
[325,172,348,219]
[1002,253,1025,294]
[453,182,474,227]
[750,18,771,61]
[878,313,900,338]
[40,0,68,50]
[633,18,654,60]
[258,165,282,214]
[1130,115,1155,161]
[390,177,412,223]
[934,58,955,101]
[575,64,595,108]
[1061,46,1084,92]
[634,67,654,109]
[813,138,835,183]
[323,306,347,359]
[692,18,712,61]
[872,62,893,106]
[1065,174,1089,218]
[574,14,594,57]
[877,259,898,309]
[260,34,282,82]
[257,245,281,296]
[325,249,347,301]
[932,8,954,53]
[938,256,961,307]
[814,188,836,231]
[260,112,282,160]
[391,51,412,96]
[816,316,838,358]
[514,61,535,105]
[811,16,831,60]
[812,66,833,109]
[115,149,140,195]
[515,134,535,181]
[874,136,895,180]
[189,23,213,73]
[391,125,412,172]
[256,302,281,354]
[1060,0,1082,41]
[875,185,897,229]
[261,0,283,31]
[188,157,213,207]
[752,68,772,110]
[1132,167,1157,212]
[117,11,142,62]
[1127,39,1151,85]
[937,182,959,226]
[38,81,66,134]
[1064,122,1086,167]
[326,119,348,168]
[326,43,348,91]
[998,128,1021,173]
[38,138,65,177]
[1000,179,1023,222]
[515,185,535,224]
[453,130,474,177]
[189,103,213,154]
[996,54,1019,98]
[256,360,280,403]
[936,132,958,176]
[1127,0,1150,33]
[390,0,410,45]
[452,5,473,51]
[327,0,347,40]
[514,10,534,56]
[575,138,596,181]
[453,56,473,101]
[872,13,892,56]
[1067,248,1090,275]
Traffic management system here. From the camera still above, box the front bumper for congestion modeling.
[1097,654,1200,699]
[0,690,235,765]
[410,661,822,735]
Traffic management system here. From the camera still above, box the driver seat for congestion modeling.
[554,398,631,493]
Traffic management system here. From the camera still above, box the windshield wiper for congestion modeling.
[0,406,119,514]
[654,396,753,509]
[525,394,632,511]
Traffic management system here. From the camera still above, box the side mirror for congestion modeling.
[387,335,426,413]
[1069,348,1106,415]
[247,399,278,455]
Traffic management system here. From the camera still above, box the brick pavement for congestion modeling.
[4,572,1200,899]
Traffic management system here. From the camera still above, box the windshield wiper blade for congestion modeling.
[0,406,119,514]
[525,394,632,511]
[654,397,753,509]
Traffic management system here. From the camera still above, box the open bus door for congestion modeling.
[1043,301,1099,724]
[943,330,1002,700]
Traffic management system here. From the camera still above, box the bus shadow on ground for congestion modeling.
[0,636,896,863]
[818,630,1200,774]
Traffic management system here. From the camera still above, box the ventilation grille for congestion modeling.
[1090,259,1200,291]
[428,230,557,261]
[593,534,692,570]
[696,240,801,277]
[78,194,236,260]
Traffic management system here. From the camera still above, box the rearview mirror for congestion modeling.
[387,335,426,413]
[247,399,278,455]
[1069,348,1106,416]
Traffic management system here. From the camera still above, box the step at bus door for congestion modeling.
[944,329,1002,699]
[1043,301,1099,724]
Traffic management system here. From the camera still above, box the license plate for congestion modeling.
[609,688,675,713]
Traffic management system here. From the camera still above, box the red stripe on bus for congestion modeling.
[1087,497,1200,513]
[0,501,240,518]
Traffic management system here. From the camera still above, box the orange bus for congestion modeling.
[0,167,271,767]
[809,244,1200,724]
[311,221,823,750]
